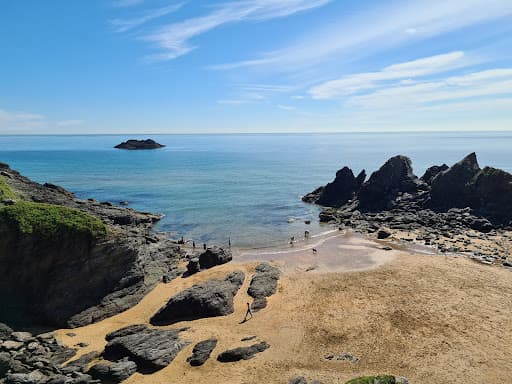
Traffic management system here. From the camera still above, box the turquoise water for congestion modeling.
[1,132,511,247]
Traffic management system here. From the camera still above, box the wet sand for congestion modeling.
[55,233,512,384]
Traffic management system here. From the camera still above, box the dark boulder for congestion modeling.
[0,322,13,340]
[186,338,217,367]
[88,359,137,383]
[114,139,165,150]
[358,156,424,211]
[198,247,232,270]
[472,167,512,225]
[377,229,391,239]
[303,167,365,207]
[217,341,270,362]
[247,264,280,311]
[102,325,188,374]
[420,164,449,184]
[430,153,481,209]
[150,271,245,325]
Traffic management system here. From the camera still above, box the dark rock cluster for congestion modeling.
[114,139,165,150]
[304,153,512,264]
[0,324,97,384]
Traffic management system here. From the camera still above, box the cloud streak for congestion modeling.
[110,3,184,33]
[142,0,331,61]
[309,51,469,99]
[212,0,512,71]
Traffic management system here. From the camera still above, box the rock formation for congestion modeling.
[0,162,184,329]
[217,341,270,362]
[102,325,189,374]
[186,339,218,366]
[305,153,512,228]
[114,139,165,150]
[247,263,280,311]
[150,271,245,325]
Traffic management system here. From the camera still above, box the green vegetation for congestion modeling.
[0,201,107,240]
[0,177,17,200]
[345,376,396,384]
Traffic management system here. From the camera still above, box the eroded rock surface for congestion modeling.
[103,325,189,374]
[150,271,245,325]
[217,341,270,362]
[247,264,280,311]
[186,338,218,367]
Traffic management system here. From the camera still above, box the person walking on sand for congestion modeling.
[243,302,253,322]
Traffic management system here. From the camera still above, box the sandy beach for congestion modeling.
[54,232,512,384]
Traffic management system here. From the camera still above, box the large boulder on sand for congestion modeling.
[247,263,280,311]
[199,247,232,269]
[150,271,245,325]
[186,338,218,366]
[103,325,188,373]
[358,156,424,211]
[217,341,270,362]
[302,167,366,207]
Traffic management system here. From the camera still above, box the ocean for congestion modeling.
[1,132,511,247]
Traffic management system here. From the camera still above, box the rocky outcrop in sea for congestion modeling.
[114,139,165,150]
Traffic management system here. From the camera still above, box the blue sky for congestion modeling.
[1,0,511,134]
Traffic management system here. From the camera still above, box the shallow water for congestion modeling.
[0,132,511,247]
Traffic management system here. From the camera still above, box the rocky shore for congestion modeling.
[303,153,512,267]
[0,161,183,329]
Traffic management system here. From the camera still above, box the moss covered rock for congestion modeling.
[0,201,106,240]
[0,177,17,200]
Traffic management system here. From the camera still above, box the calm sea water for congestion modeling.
[0,132,511,247]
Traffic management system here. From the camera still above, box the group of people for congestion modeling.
[289,231,317,254]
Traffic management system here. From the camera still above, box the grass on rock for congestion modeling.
[0,177,17,200]
[0,201,107,240]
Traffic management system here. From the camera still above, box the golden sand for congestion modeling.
[55,233,512,384]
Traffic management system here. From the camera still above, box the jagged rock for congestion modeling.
[472,167,512,225]
[247,264,280,311]
[4,371,47,384]
[345,376,408,384]
[88,359,137,383]
[103,325,188,374]
[217,341,270,362]
[421,164,449,184]
[114,139,165,150]
[430,152,481,209]
[150,271,245,325]
[186,339,217,366]
[358,156,424,211]
[11,332,33,343]
[303,167,365,207]
[198,247,232,269]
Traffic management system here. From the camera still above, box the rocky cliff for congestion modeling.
[0,162,184,329]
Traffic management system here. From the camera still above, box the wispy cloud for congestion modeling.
[0,108,46,131]
[110,3,184,33]
[212,0,512,71]
[309,51,470,99]
[142,0,332,61]
[349,68,512,109]
[277,104,295,110]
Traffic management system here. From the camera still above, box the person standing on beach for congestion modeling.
[243,302,253,322]
[192,241,196,249]
[228,237,231,249]
[203,243,207,250]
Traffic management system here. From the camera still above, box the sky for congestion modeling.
[0,0,511,134]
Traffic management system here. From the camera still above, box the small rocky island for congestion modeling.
[114,139,165,150]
